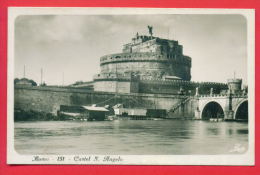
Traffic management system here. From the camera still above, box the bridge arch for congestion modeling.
[201,101,225,120]
[234,100,248,121]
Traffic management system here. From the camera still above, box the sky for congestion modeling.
[14,14,247,85]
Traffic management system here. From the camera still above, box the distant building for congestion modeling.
[82,106,109,121]
[14,78,37,87]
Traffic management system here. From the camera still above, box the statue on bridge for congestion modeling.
[195,87,199,96]
[210,88,213,96]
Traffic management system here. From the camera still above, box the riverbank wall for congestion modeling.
[14,86,197,119]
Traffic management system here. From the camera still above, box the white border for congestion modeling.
[7,7,255,165]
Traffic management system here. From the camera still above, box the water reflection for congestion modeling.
[227,129,233,135]
[206,128,220,135]
[14,120,248,155]
[236,129,248,135]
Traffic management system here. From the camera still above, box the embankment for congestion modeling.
[14,86,197,119]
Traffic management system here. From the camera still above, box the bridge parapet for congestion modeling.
[197,93,247,99]
[197,94,228,98]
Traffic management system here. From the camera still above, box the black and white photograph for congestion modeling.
[7,8,255,165]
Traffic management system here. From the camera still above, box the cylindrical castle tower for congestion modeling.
[99,52,191,81]
[97,31,191,81]
[93,27,193,93]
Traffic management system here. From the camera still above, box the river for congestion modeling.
[14,120,248,155]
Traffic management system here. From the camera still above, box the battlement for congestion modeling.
[139,77,227,87]
[94,75,227,87]
[100,52,164,62]
[100,52,191,66]
[93,74,228,95]
[227,78,243,93]
[227,78,242,83]
[122,34,183,56]
[137,78,228,95]
[93,73,140,82]
[131,35,154,44]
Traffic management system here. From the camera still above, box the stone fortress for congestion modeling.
[15,26,248,121]
[93,26,228,95]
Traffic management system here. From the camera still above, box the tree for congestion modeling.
[14,78,19,84]
[28,79,37,86]
[14,78,37,86]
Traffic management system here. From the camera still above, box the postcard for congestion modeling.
[7,7,255,165]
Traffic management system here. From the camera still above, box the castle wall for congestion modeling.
[138,79,228,95]
[14,86,196,118]
[131,39,160,53]
[93,77,228,95]
[93,81,128,93]
[94,80,139,93]
[14,86,73,114]
[101,62,173,78]
[130,81,139,93]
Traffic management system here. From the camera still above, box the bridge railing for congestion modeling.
[197,93,247,98]
[197,94,228,98]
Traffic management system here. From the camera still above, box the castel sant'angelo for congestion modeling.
[15,26,247,121]
[91,26,232,95]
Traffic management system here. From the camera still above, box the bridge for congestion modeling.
[194,93,248,121]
